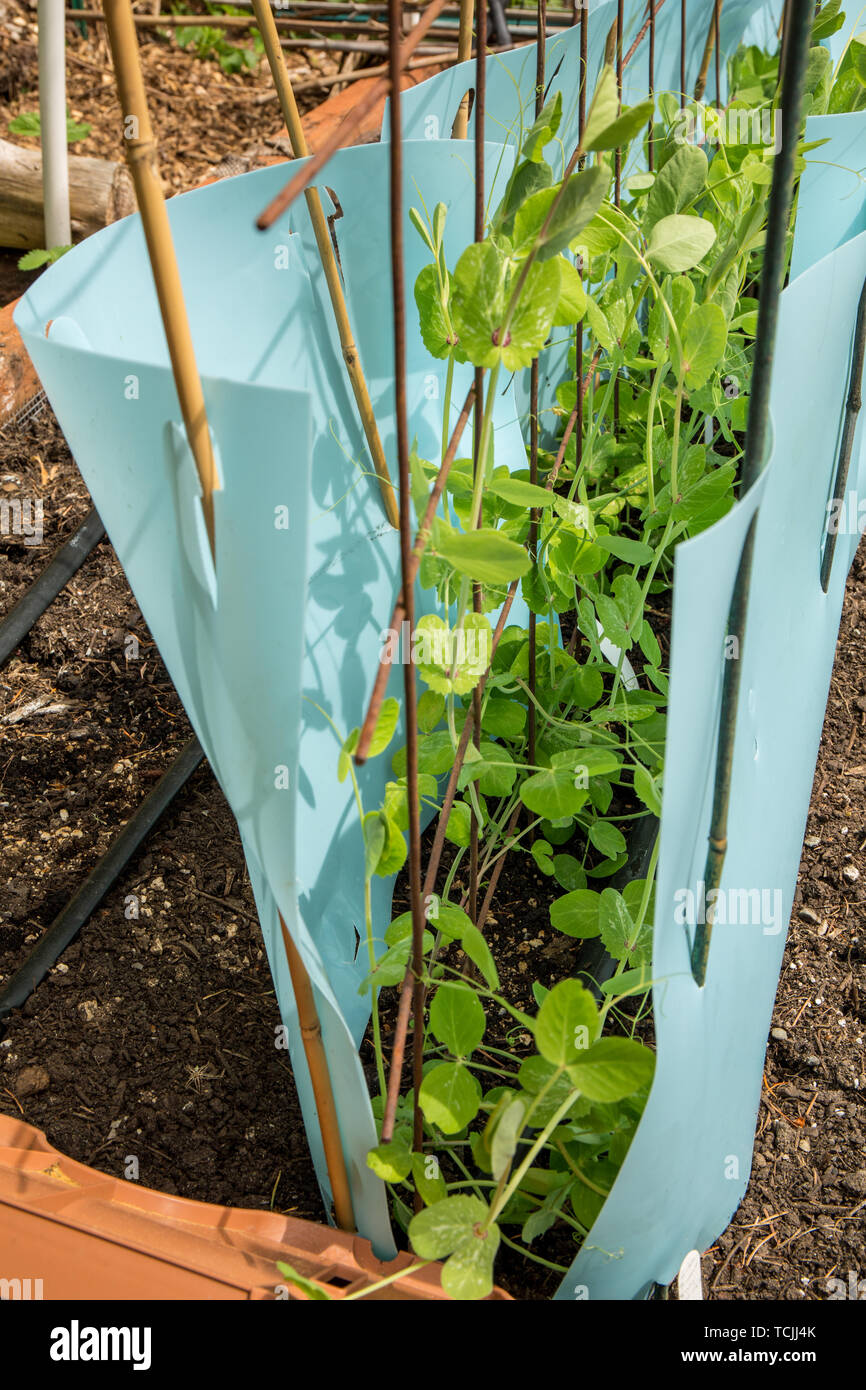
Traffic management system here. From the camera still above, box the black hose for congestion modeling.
[0,736,204,1023]
[0,507,105,669]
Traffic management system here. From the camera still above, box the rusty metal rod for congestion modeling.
[354,384,476,765]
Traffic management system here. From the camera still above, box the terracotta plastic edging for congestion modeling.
[0,1116,511,1300]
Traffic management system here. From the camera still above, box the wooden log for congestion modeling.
[0,139,136,251]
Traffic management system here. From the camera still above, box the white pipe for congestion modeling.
[38,0,71,249]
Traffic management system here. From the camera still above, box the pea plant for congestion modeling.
[294,8,843,1301]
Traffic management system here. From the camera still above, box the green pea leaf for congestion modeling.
[646,214,717,273]
[584,97,655,154]
[553,256,588,326]
[534,978,600,1066]
[367,1139,413,1183]
[418,1061,482,1133]
[550,888,602,939]
[367,697,400,759]
[430,982,486,1056]
[460,923,500,990]
[645,143,708,225]
[588,820,627,858]
[677,301,728,389]
[433,519,531,585]
[414,263,458,360]
[409,1194,488,1258]
[522,90,563,161]
[487,477,554,509]
[520,763,589,819]
[411,1150,448,1206]
[580,64,618,152]
[490,1095,528,1181]
[566,1036,655,1101]
[513,165,608,262]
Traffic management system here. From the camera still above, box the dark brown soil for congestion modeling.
[700,557,866,1302]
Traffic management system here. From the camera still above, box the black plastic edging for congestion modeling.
[0,735,204,1024]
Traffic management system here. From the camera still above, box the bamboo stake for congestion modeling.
[694,0,723,101]
[451,0,475,139]
[690,0,817,987]
[256,0,451,229]
[279,916,355,1230]
[102,0,219,553]
[103,0,355,1232]
[251,0,398,528]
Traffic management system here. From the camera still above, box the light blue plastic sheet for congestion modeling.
[792,111,866,280]
[15,140,528,1255]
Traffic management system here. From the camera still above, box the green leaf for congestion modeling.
[481,697,526,740]
[367,1139,413,1183]
[487,477,554,509]
[522,90,562,161]
[444,798,473,847]
[418,690,445,733]
[17,247,53,270]
[520,763,589,819]
[552,853,586,892]
[598,886,637,962]
[646,214,716,273]
[553,256,588,326]
[595,592,630,651]
[461,923,499,990]
[595,533,654,565]
[584,98,655,154]
[433,519,531,585]
[534,978,600,1066]
[678,302,727,389]
[418,1062,482,1133]
[513,165,608,262]
[411,1150,448,1206]
[518,1056,584,1125]
[490,1095,527,1180]
[414,264,457,361]
[581,64,619,152]
[441,1221,500,1301]
[409,1194,488,1258]
[429,982,486,1056]
[367,697,400,759]
[276,1260,333,1300]
[550,888,602,939]
[409,206,437,257]
[645,143,708,225]
[588,820,627,859]
[493,158,554,237]
[363,811,386,876]
[505,257,564,365]
[566,1036,655,1101]
[634,764,662,816]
